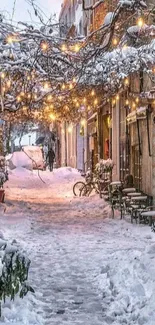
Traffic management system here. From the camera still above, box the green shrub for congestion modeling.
[0,237,34,317]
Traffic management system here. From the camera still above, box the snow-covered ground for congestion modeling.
[0,167,155,325]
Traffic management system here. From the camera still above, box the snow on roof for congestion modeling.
[103,12,114,26]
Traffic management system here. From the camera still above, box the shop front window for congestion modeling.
[132,145,142,190]
[119,101,130,182]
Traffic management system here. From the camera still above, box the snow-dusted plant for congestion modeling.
[0,237,34,317]
[0,157,8,188]
[0,171,8,188]
[95,159,114,175]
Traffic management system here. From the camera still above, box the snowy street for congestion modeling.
[1,168,155,325]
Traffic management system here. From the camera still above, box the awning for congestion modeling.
[126,107,147,124]
[137,106,147,119]
[126,111,136,124]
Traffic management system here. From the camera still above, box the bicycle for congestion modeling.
[73,170,110,197]
[73,170,92,197]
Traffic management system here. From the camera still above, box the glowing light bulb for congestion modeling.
[132,102,136,109]
[83,97,86,103]
[1,72,5,79]
[49,113,56,121]
[135,97,139,103]
[73,77,76,83]
[6,80,11,87]
[61,44,67,52]
[74,44,80,52]
[44,82,49,89]
[91,89,95,96]
[124,78,129,86]
[112,99,116,105]
[137,17,144,28]
[62,83,65,90]
[76,102,79,108]
[81,119,86,126]
[68,125,73,133]
[47,94,52,102]
[94,98,98,106]
[6,35,13,44]
[116,94,119,101]
[113,38,118,46]
[125,99,129,106]
[69,83,73,90]
[41,41,48,51]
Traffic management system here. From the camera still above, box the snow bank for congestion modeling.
[10,167,33,177]
[53,167,80,180]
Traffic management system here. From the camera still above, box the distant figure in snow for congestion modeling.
[46,148,55,172]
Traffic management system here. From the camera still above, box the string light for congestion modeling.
[116,94,119,101]
[68,125,73,133]
[94,98,98,106]
[22,106,27,111]
[6,35,13,44]
[74,44,80,52]
[73,77,76,83]
[62,83,65,90]
[137,17,144,28]
[6,80,11,87]
[44,82,49,89]
[112,38,118,46]
[69,83,73,90]
[81,119,86,126]
[61,44,67,52]
[152,67,155,74]
[49,113,56,121]
[1,72,5,79]
[125,99,129,106]
[124,78,129,86]
[83,97,86,103]
[132,102,136,109]
[41,41,48,51]
[33,94,37,100]
[135,97,139,103]
[47,94,52,102]
[112,99,116,105]
[91,89,95,96]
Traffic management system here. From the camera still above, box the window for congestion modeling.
[119,98,130,181]
[132,145,142,190]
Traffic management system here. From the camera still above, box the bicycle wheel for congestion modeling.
[80,184,92,197]
[73,181,85,196]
